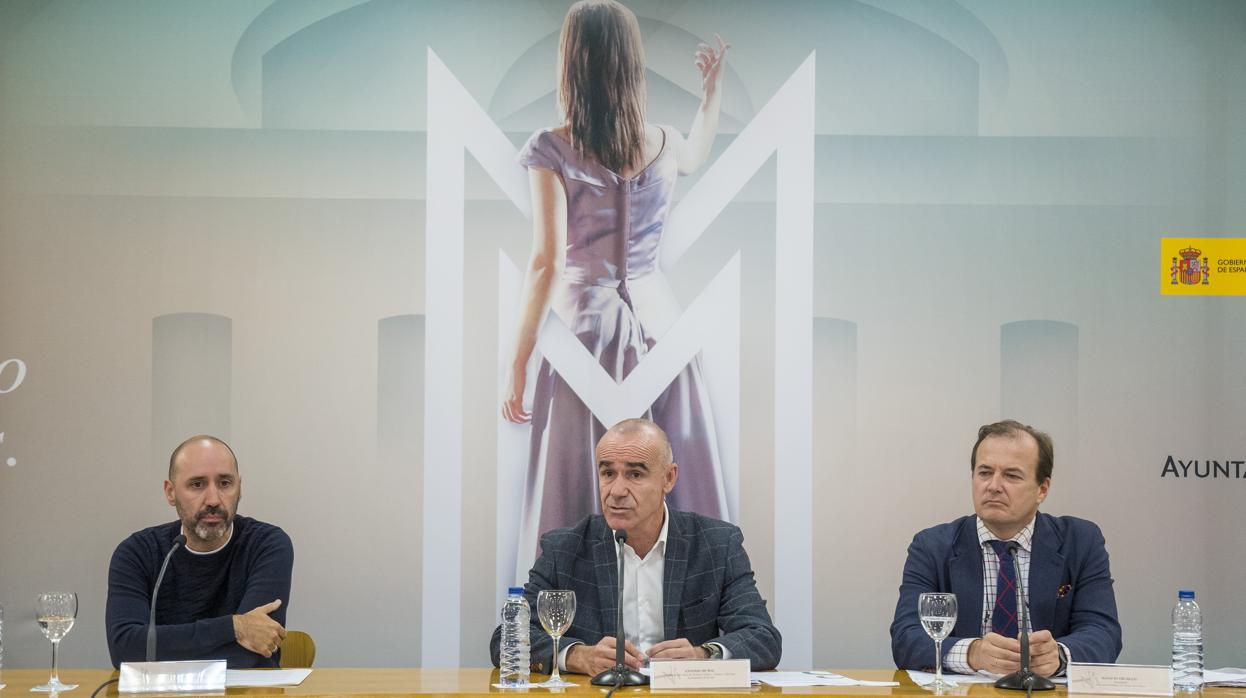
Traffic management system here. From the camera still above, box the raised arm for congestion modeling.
[674,34,730,176]
[501,167,568,424]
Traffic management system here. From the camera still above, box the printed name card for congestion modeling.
[1068,663,1173,696]
[649,658,751,689]
[119,659,227,693]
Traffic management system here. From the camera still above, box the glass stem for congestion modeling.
[50,639,61,685]
[934,638,943,683]
[550,636,561,682]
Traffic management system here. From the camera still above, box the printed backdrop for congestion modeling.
[1,0,1244,671]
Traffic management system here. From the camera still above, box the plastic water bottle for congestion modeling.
[1172,589,1203,691]
[499,587,530,687]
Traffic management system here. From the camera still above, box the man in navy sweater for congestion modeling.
[106,435,293,668]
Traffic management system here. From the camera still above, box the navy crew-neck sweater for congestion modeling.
[105,515,294,668]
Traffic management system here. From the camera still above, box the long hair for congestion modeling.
[557,0,646,173]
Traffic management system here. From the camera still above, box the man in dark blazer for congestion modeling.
[890,420,1121,677]
[491,419,781,675]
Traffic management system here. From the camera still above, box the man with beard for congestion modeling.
[105,435,293,668]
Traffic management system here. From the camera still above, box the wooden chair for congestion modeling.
[279,630,317,668]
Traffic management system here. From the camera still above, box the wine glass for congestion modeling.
[535,590,577,688]
[32,592,78,692]
[918,592,957,692]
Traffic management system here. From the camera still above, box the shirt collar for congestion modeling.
[975,514,1035,553]
[655,501,670,555]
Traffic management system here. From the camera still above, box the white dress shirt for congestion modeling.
[944,516,1069,675]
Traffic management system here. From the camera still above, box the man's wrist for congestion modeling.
[562,643,583,673]
[1056,643,1070,677]
[965,639,982,671]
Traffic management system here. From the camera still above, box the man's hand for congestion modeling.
[233,599,287,658]
[1028,630,1061,677]
[648,639,709,660]
[566,637,645,675]
[968,632,1021,674]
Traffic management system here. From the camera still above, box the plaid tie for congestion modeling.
[989,540,1019,638]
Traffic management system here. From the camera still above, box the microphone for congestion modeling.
[590,529,648,687]
[146,534,187,661]
[995,541,1055,693]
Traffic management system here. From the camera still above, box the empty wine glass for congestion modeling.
[918,592,957,692]
[536,590,577,688]
[32,592,78,693]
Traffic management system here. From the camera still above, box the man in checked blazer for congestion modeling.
[890,420,1122,677]
[491,418,781,675]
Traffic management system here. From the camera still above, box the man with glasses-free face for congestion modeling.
[492,418,782,675]
[890,420,1122,677]
[105,436,293,668]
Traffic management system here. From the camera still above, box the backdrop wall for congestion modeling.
[1,0,1244,672]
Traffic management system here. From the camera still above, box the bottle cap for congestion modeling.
[508,586,525,595]
[1178,589,1195,600]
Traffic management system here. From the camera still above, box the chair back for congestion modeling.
[279,630,316,668]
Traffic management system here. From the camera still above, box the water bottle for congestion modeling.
[1172,590,1203,691]
[499,587,531,687]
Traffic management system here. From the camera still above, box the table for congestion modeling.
[1,669,1242,698]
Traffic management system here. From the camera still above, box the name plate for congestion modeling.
[650,658,750,690]
[1069,663,1173,696]
[119,660,227,693]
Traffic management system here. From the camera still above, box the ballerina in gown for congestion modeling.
[502,0,732,557]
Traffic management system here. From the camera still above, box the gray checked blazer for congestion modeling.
[490,510,782,672]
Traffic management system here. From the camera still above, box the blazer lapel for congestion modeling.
[949,517,985,638]
[662,511,688,640]
[1027,513,1064,632]
[592,519,619,637]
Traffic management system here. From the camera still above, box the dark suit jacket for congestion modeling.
[890,512,1122,671]
[490,510,782,672]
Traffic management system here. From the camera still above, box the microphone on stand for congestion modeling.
[146,534,187,661]
[591,529,648,687]
[995,541,1055,693]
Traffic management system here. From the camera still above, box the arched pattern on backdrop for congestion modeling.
[1001,320,1078,471]
[811,318,860,664]
[152,313,232,467]
[376,314,425,663]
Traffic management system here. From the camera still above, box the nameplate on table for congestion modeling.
[119,659,227,693]
[1068,662,1173,696]
[649,658,750,689]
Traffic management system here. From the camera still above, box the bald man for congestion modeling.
[490,418,781,674]
[105,435,293,668]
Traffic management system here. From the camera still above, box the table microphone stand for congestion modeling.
[995,542,1055,693]
[591,530,648,687]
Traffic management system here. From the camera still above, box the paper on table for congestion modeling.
[908,670,1067,687]
[752,671,898,687]
[907,670,998,687]
[225,669,313,687]
[1206,668,1246,687]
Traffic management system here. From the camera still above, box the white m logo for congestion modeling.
[423,49,815,668]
